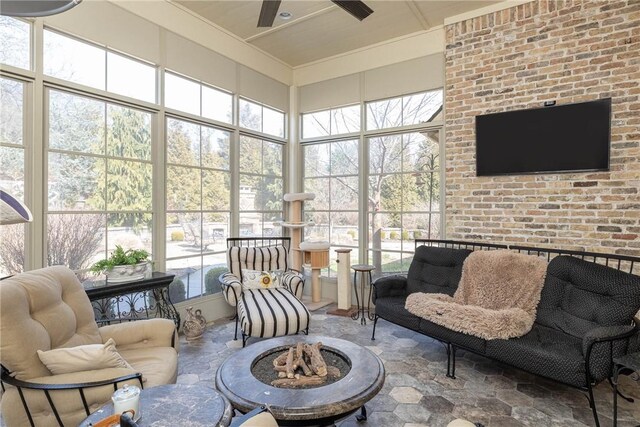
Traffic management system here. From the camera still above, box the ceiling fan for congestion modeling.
[258,0,373,27]
[0,0,81,17]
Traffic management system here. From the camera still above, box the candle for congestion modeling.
[111,384,141,421]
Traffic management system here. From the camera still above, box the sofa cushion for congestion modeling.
[486,323,586,387]
[418,319,486,353]
[536,256,640,339]
[118,347,178,387]
[242,269,284,290]
[375,296,422,331]
[0,266,101,380]
[228,245,289,280]
[37,338,132,375]
[406,247,472,296]
[238,288,310,338]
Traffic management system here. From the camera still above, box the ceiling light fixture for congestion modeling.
[279,11,292,20]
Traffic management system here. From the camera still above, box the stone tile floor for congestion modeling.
[178,308,640,427]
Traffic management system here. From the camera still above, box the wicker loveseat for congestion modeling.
[371,240,640,427]
[0,266,179,427]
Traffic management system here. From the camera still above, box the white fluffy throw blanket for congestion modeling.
[405,250,547,340]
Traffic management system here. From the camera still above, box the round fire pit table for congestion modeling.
[215,335,385,426]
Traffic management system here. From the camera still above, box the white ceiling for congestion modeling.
[174,1,499,67]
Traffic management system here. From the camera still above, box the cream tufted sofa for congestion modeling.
[0,266,179,427]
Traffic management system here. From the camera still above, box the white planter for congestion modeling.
[106,262,150,283]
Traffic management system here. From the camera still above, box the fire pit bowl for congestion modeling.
[252,343,352,389]
[215,335,385,426]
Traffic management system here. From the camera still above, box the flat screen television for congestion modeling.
[475,98,611,176]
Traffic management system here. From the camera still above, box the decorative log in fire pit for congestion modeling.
[272,342,338,387]
[252,342,350,389]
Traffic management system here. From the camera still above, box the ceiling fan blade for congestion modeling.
[331,0,373,21]
[257,0,282,27]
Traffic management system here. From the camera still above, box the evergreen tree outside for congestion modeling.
[165,117,231,298]
[94,105,153,230]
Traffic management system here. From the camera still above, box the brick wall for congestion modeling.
[444,0,640,256]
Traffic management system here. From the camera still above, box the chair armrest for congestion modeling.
[281,271,304,299]
[1,366,143,391]
[99,318,178,352]
[1,365,143,426]
[230,405,277,427]
[583,323,637,356]
[372,275,408,303]
[629,316,640,354]
[220,272,242,307]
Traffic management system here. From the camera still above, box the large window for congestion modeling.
[164,72,233,124]
[165,117,231,300]
[366,89,443,131]
[46,89,153,279]
[302,105,360,139]
[0,16,30,70]
[43,29,156,103]
[239,136,284,237]
[303,140,359,276]
[368,130,441,273]
[5,22,289,305]
[239,98,285,138]
[0,77,27,276]
[302,89,444,277]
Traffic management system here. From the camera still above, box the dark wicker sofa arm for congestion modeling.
[582,322,638,382]
[1,365,143,427]
[582,323,637,356]
[372,275,408,303]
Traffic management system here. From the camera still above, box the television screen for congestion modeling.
[475,98,611,176]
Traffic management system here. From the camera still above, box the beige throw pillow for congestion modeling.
[37,338,133,375]
[242,270,283,290]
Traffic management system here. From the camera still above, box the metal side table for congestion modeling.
[612,351,639,427]
[84,272,180,328]
[351,264,376,325]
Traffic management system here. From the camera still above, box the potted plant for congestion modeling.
[91,245,151,283]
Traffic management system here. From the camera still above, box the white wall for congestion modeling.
[293,27,445,87]
[298,53,444,113]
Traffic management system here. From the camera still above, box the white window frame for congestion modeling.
[300,89,445,277]
[2,21,290,305]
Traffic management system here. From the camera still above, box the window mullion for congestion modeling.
[29,19,45,270]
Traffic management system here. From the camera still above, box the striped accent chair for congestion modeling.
[220,238,309,346]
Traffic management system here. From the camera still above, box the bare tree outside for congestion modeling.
[304,139,359,275]
[303,90,443,273]
[0,74,26,276]
[46,215,105,270]
[0,16,30,70]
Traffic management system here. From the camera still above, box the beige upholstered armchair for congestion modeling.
[0,266,179,427]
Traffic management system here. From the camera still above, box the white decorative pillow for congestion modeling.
[37,338,133,375]
[242,270,283,290]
